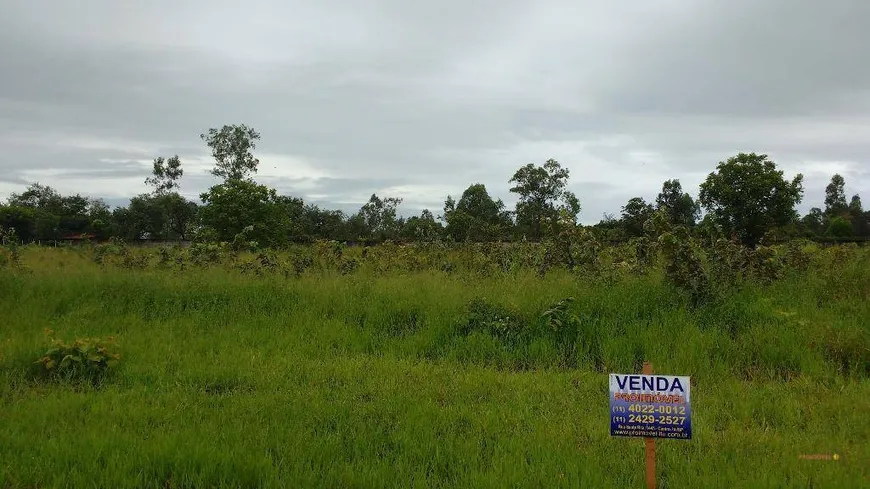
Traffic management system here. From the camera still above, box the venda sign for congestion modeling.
[609,374,692,439]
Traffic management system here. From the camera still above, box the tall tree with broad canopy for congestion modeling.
[699,153,804,246]
[443,184,512,242]
[656,179,700,227]
[198,124,296,245]
[201,124,261,181]
[199,179,291,246]
[509,159,578,239]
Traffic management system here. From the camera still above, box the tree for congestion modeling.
[826,217,853,238]
[57,194,91,235]
[119,195,167,240]
[593,212,625,241]
[849,194,863,216]
[8,183,109,239]
[201,124,261,181]
[800,207,826,236]
[199,179,291,246]
[343,213,369,242]
[0,205,38,242]
[698,152,804,246]
[559,191,581,226]
[620,197,654,237]
[443,184,512,242]
[824,174,848,217]
[160,194,198,240]
[442,196,455,220]
[86,198,113,239]
[140,154,197,240]
[9,184,67,239]
[509,159,576,239]
[849,195,869,237]
[114,194,195,241]
[8,183,63,214]
[655,179,700,227]
[402,209,443,241]
[301,205,347,241]
[358,194,403,241]
[145,156,183,194]
[273,195,306,238]
[197,124,298,245]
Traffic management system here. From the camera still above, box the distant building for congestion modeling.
[60,233,98,244]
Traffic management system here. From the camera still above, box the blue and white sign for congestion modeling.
[609,374,692,439]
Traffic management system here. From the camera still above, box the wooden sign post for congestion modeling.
[643,362,656,489]
[609,363,691,489]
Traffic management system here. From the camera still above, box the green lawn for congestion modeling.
[1,248,868,488]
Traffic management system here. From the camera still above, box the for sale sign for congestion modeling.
[609,374,692,439]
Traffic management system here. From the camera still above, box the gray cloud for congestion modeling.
[1,0,868,223]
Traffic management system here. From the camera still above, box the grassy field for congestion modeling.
[1,245,869,488]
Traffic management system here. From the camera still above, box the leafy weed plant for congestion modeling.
[33,329,121,384]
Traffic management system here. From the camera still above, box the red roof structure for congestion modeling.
[62,233,97,240]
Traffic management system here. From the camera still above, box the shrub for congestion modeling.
[230,225,259,253]
[91,238,148,269]
[121,248,150,270]
[747,245,784,284]
[340,257,360,275]
[707,237,748,290]
[313,239,344,270]
[256,250,279,270]
[236,250,282,276]
[460,298,527,344]
[291,255,313,277]
[629,236,655,273]
[0,226,23,269]
[826,217,853,238]
[189,242,226,266]
[34,329,121,384]
[540,297,582,368]
[658,227,711,306]
[156,246,174,268]
[91,242,111,265]
[782,240,812,271]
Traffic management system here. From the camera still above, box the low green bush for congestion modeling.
[34,329,121,384]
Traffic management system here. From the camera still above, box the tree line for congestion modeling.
[1,124,868,247]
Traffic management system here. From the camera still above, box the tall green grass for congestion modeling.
[1,247,868,488]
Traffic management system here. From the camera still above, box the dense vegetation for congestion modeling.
[1,233,869,487]
[1,124,868,487]
[1,124,868,247]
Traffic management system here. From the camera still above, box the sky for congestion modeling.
[1,0,869,223]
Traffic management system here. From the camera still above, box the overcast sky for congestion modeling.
[1,0,868,223]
